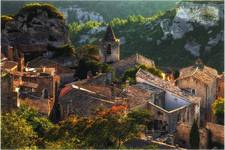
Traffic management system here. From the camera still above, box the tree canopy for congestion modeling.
[212,97,224,124]
[1,105,153,149]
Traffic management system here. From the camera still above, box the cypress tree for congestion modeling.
[189,120,200,149]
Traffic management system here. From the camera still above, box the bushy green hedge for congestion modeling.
[17,3,64,20]
[122,65,163,85]
[1,15,13,29]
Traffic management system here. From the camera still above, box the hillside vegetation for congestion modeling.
[69,5,224,72]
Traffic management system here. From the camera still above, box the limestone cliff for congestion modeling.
[1,3,70,53]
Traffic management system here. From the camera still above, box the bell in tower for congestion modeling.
[100,25,120,64]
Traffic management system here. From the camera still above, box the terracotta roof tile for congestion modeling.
[136,69,201,104]
[178,65,218,85]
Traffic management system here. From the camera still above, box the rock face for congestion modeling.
[184,41,201,57]
[160,2,223,40]
[60,5,104,23]
[1,4,70,53]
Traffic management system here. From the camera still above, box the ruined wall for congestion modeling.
[20,98,51,115]
[147,100,197,133]
[174,123,209,149]
[1,74,17,111]
[176,77,207,108]
[136,54,155,68]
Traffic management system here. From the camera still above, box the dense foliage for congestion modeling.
[189,120,200,149]
[47,44,75,57]
[16,3,64,19]
[1,1,177,22]
[1,105,153,149]
[1,15,13,29]
[74,44,113,79]
[212,97,224,124]
[122,65,163,85]
[1,111,38,149]
[68,8,223,72]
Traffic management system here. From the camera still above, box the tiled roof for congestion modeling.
[136,69,200,104]
[103,25,117,42]
[120,85,151,108]
[59,81,124,117]
[59,88,114,117]
[28,57,74,74]
[178,65,218,85]
[1,60,18,71]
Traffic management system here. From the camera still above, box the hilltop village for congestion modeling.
[1,24,224,149]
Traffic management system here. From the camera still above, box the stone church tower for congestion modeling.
[100,25,120,63]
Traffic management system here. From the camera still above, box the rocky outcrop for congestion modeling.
[160,2,223,40]
[1,3,70,53]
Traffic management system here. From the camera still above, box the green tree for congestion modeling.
[122,65,163,85]
[1,112,38,149]
[189,120,200,149]
[212,98,224,124]
[75,44,100,62]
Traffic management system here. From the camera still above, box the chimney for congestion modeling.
[7,46,14,61]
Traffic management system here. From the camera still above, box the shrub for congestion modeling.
[17,3,64,20]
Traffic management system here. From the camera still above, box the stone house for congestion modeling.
[28,56,74,85]
[99,25,120,63]
[135,69,201,133]
[176,61,218,122]
[10,66,60,115]
[1,71,18,112]
[58,80,125,120]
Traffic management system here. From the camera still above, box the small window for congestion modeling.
[191,89,196,95]
[107,44,111,55]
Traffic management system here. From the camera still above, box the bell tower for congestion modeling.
[100,25,120,63]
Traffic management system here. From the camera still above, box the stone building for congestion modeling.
[174,122,224,149]
[58,80,125,119]
[28,56,74,85]
[112,53,155,76]
[135,69,201,133]
[99,25,120,63]
[10,66,60,115]
[1,53,20,111]
[176,60,218,122]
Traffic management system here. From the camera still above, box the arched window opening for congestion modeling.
[107,44,111,55]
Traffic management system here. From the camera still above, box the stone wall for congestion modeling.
[174,122,209,149]
[206,122,224,145]
[20,98,51,115]
[136,54,155,68]
[147,101,197,133]
[1,73,17,112]
[176,76,215,122]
